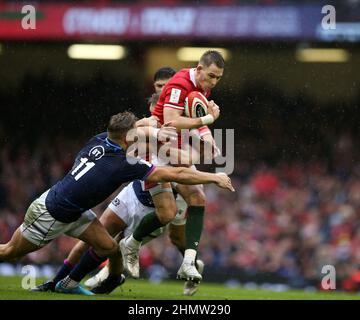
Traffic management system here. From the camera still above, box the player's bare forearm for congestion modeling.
[148,167,217,185]
[164,108,203,130]
[147,167,235,191]
[167,116,204,130]
[173,167,217,185]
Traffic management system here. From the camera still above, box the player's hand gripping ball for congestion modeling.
[184,91,209,118]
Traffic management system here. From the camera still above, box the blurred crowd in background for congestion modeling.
[1,74,360,290]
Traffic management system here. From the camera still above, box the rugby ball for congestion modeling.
[184,91,209,118]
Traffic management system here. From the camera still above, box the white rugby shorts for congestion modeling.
[20,190,96,247]
[108,183,187,243]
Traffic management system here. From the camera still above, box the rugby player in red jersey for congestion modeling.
[121,50,224,282]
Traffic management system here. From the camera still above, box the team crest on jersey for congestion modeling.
[112,198,121,206]
[169,88,181,103]
[89,145,105,160]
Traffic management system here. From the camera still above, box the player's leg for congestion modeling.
[169,223,205,295]
[175,183,206,281]
[168,193,187,254]
[83,206,128,293]
[90,184,159,293]
[1,190,63,262]
[31,239,87,292]
[83,208,127,289]
[76,213,126,295]
[82,186,133,290]
[64,209,126,266]
[169,194,205,295]
[120,183,177,278]
[33,206,127,292]
[0,228,40,261]
[168,224,186,254]
[55,216,121,295]
[57,183,155,295]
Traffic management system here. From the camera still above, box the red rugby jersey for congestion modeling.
[152,68,212,137]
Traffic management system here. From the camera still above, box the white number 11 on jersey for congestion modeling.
[71,157,95,181]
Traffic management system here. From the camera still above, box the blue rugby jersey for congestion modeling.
[45,132,155,223]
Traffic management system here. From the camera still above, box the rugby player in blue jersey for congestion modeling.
[33,92,205,296]
[0,111,234,295]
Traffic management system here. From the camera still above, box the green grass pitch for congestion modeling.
[0,276,360,300]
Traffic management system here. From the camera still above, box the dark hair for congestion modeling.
[107,111,138,140]
[147,93,160,106]
[154,67,176,82]
[199,50,225,69]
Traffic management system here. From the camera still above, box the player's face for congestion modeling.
[197,64,223,91]
[154,78,169,94]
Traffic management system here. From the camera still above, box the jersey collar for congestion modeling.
[189,68,209,95]
[189,68,197,87]
[105,137,122,151]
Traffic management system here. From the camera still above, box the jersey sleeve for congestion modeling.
[121,157,156,181]
[197,126,212,138]
[163,84,188,111]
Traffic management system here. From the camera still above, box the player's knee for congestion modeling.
[185,188,206,206]
[0,244,16,260]
[106,239,119,256]
[95,239,119,257]
[157,203,177,225]
[158,213,175,225]
[68,241,89,264]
